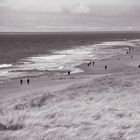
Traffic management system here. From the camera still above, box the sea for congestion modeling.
[0,32,140,83]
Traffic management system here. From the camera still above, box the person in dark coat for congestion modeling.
[27,79,30,85]
[93,61,95,66]
[68,71,70,75]
[20,79,23,85]
[105,65,107,70]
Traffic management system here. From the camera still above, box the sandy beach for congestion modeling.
[1,0,140,138]
[1,43,140,139]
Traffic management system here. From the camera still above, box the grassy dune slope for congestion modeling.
[1,72,140,140]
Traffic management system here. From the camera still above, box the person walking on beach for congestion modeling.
[105,65,107,70]
[93,61,95,66]
[20,79,23,85]
[27,79,30,85]
[68,71,70,76]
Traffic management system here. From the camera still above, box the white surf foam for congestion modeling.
[98,41,135,47]
[0,64,12,69]
[0,39,137,81]
[15,40,132,74]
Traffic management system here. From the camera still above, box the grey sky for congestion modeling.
[0,0,140,32]
[0,0,140,13]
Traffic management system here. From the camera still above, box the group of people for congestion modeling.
[20,79,30,85]
[86,46,138,71]
[87,61,108,70]
[87,61,94,67]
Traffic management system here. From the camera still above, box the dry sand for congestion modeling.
[1,44,140,139]
[0,74,91,103]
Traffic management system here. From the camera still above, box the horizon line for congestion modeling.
[1,31,140,35]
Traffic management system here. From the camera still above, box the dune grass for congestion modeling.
[1,72,140,139]
[0,110,26,131]
[14,93,54,110]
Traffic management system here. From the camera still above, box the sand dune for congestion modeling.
[0,72,140,139]
[1,43,140,139]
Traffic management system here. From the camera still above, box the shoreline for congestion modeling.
[0,42,139,102]
[0,41,131,84]
[0,38,138,84]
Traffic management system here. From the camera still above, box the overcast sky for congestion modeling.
[0,0,140,32]
[0,0,140,13]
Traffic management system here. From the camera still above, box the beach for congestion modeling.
[0,0,140,138]
[1,39,140,139]
[0,32,138,83]
[0,41,138,102]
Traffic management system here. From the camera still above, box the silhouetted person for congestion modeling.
[126,51,129,54]
[68,71,70,75]
[138,65,140,68]
[27,79,30,85]
[87,63,89,67]
[20,79,23,85]
[89,62,91,66]
[93,61,95,66]
[105,65,107,70]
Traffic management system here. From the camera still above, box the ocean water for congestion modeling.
[0,32,140,82]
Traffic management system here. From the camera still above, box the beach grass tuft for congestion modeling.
[0,114,25,131]
[14,93,54,110]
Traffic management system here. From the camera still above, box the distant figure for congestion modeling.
[105,65,107,70]
[89,62,91,66]
[131,56,133,59]
[27,79,30,85]
[93,61,95,66]
[68,71,70,75]
[126,51,129,54]
[20,79,23,85]
[129,47,131,52]
[138,65,140,68]
[87,63,90,67]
